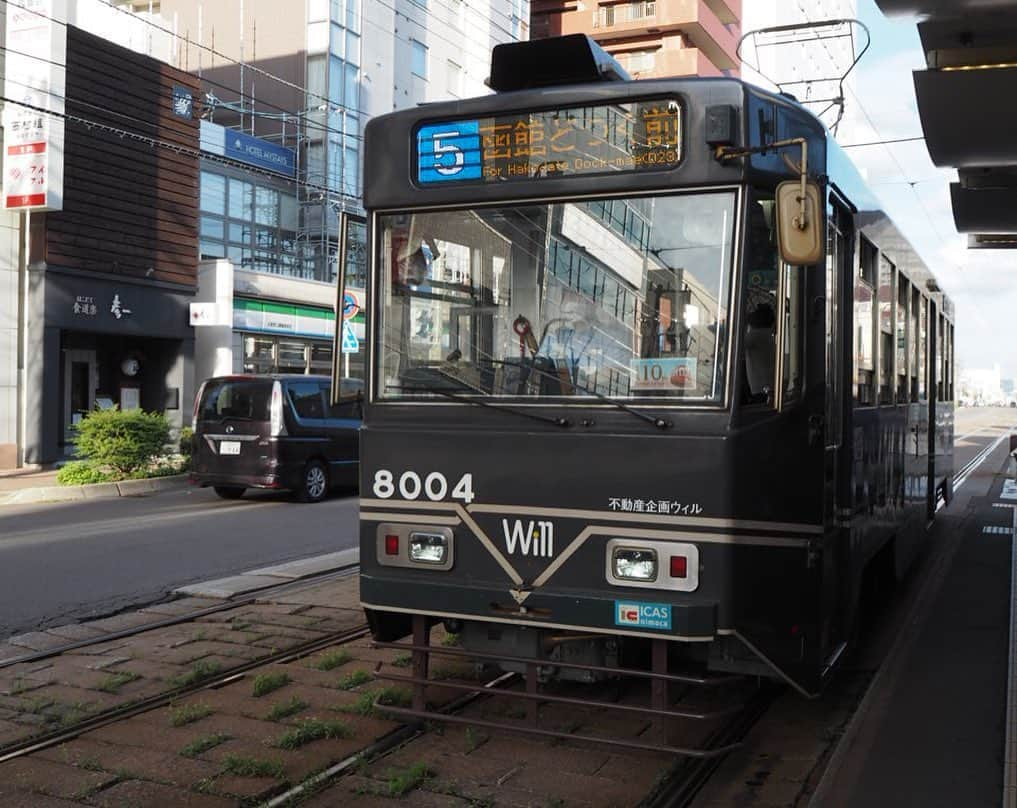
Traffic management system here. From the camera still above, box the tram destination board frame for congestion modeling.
[415,97,683,186]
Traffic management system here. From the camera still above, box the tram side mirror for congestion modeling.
[776,180,824,266]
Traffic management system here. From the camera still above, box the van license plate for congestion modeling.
[219,441,241,455]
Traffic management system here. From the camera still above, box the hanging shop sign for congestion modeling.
[3,0,67,210]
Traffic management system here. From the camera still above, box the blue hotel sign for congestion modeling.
[199,121,296,178]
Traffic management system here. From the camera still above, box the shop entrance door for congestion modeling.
[64,349,97,444]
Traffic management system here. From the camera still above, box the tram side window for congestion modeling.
[937,313,945,400]
[742,194,778,405]
[878,255,895,405]
[919,293,927,398]
[896,274,909,401]
[915,289,923,402]
[854,237,878,406]
[943,323,951,400]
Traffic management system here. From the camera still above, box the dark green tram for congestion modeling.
[344,36,954,697]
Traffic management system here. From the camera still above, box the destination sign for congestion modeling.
[416,99,682,185]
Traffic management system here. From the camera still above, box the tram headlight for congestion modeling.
[409,532,449,565]
[611,547,658,582]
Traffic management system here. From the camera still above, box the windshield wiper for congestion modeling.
[389,368,570,428]
[472,356,673,430]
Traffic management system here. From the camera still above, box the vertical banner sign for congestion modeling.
[3,0,66,210]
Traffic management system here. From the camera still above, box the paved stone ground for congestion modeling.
[0,578,365,752]
[0,574,690,807]
[0,576,379,805]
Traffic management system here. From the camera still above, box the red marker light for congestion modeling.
[385,534,399,556]
[669,556,688,578]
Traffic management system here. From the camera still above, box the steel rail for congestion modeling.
[376,703,743,758]
[375,671,745,722]
[639,683,781,807]
[372,639,743,686]
[0,623,371,764]
[260,671,518,808]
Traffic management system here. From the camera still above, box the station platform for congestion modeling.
[811,438,1015,807]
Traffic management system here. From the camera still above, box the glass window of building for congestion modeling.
[199,170,303,279]
[447,60,462,96]
[411,40,428,79]
[242,333,364,381]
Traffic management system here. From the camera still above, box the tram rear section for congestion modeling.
[347,35,955,723]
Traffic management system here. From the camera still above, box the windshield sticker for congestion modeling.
[630,358,697,391]
[615,601,672,631]
[608,498,703,516]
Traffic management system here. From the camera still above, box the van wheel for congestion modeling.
[213,486,245,500]
[298,460,328,503]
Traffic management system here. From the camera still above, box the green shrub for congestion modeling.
[178,426,194,457]
[71,408,170,477]
[56,460,114,486]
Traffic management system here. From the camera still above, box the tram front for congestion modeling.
[352,36,833,696]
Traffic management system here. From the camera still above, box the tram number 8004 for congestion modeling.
[372,469,476,504]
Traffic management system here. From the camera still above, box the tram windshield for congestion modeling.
[375,191,736,404]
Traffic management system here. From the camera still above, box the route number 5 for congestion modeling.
[430,131,464,176]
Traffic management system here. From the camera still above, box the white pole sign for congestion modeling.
[3,0,66,210]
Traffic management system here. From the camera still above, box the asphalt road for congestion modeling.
[0,486,359,640]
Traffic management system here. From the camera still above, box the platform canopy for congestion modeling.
[875,0,1017,246]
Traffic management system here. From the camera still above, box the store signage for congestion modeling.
[199,120,295,178]
[110,294,132,320]
[3,0,66,210]
[233,296,366,342]
[234,299,334,339]
[73,295,97,316]
[417,98,681,185]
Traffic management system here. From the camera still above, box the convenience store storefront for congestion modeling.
[233,295,366,380]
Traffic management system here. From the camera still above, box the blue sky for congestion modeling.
[843,0,1009,377]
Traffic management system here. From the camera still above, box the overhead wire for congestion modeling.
[0,92,361,203]
[0,39,368,146]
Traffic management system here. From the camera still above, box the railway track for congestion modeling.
[0,624,371,764]
[0,564,364,763]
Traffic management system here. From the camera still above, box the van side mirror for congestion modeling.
[776,180,823,265]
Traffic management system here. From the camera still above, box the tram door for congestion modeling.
[825,200,853,524]
[822,198,854,650]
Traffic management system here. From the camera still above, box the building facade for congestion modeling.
[531,0,741,78]
[2,22,201,467]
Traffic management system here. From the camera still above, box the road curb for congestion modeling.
[0,474,189,506]
[174,547,360,598]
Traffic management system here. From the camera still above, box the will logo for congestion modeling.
[501,519,554,558]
